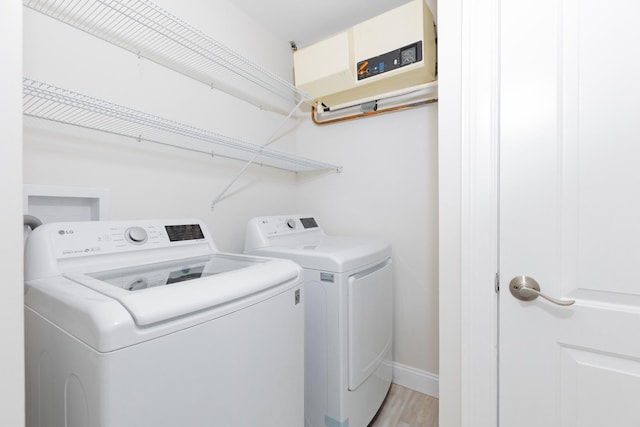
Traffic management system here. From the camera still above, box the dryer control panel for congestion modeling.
[256,216,319,236]
[245,215,324,250]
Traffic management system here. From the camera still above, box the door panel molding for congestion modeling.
[560,345,640,427]
[562,0,640,300]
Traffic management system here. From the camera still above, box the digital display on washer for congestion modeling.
[88,254,264,291]
[165,224,204,242]
[300,217,318,229]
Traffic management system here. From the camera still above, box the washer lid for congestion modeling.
[64,253,300,326]
[246,235,391,272]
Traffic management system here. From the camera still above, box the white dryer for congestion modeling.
[244,215,393,427]
[24,219,304,427]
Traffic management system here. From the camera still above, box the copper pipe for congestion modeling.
[311,98,438,125]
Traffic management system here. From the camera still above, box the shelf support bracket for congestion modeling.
[210,99,305,209]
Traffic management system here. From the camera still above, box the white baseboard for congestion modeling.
[392,362,439,398]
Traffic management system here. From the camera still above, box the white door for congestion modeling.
[500,0,640,426]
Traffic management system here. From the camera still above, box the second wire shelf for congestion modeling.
[23,78,342,173]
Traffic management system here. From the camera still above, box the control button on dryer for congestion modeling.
[125,226,148,245]
[286,219,296,229]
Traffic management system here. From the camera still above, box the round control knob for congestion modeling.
[125,226,148,245]
[286,219,296,229]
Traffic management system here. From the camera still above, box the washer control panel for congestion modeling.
[45,220,208,259]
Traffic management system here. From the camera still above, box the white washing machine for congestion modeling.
[24,219,304,427]
[244,215,393,427]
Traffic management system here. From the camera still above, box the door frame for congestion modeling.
[438,0,500,426]
[0,1,24,426]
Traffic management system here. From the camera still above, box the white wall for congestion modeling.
[295,104,440,383]
[0,1,24,426]
[23,0,299,252]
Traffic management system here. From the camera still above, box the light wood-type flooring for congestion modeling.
[368,383,439,427]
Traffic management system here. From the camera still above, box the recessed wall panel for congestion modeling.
[560,346,640,427]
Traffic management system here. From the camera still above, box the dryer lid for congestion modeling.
[246,235,391,272]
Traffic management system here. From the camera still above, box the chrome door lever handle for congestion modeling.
[509,275,575,306]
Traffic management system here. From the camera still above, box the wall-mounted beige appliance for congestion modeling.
[293,0,436,111]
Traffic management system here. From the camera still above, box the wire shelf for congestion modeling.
[23,0,312,113]
[23,78,341,173]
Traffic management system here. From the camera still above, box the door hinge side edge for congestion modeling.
[495,273,500,293]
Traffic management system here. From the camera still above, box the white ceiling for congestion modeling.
[232,0,434,48]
